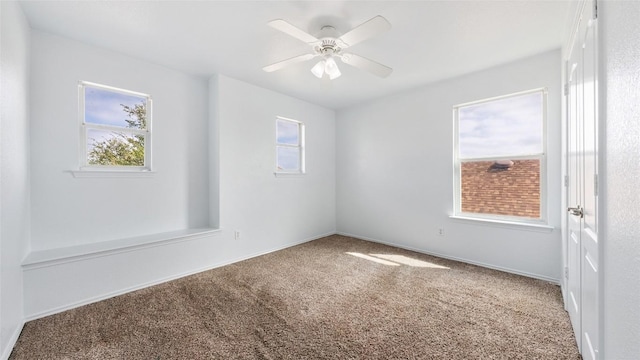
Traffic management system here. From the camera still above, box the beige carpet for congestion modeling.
[10,235,580,359]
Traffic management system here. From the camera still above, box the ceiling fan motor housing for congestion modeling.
[316,39,342,57]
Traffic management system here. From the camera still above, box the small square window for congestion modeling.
[275,117,304,174]
[79,81,152,171]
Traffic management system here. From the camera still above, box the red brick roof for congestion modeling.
[461,159,540,218]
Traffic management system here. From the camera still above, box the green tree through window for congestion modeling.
[88,103,146,166]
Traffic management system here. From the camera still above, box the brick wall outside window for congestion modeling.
[461,159,540,218]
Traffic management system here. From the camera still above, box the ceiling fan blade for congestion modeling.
[263,53,317,73]
[268,19,319,44]
[338,16,391,48]
[340,53,393,78]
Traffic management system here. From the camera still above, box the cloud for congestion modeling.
[458,92,543,158]
[276,119,300,145]
[85,86,146,127]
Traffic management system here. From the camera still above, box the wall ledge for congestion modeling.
[22,228,221,269]
[23,231,335,321]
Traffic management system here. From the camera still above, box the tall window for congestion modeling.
[453,89,546,223]
[275,117,305,174]
[79,81,152,170]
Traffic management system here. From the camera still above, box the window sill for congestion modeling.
[449,215,555,232]
[69,169,156,178]
[274,172,305,178]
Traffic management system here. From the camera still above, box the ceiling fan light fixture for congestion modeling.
[311,60,325,78]
[324,57,341,79]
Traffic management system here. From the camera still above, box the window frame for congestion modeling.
[78,81,153,172]
[275,116,305,175]
[452,88,548,225]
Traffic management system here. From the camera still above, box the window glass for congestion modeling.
[275,117,304,173]
[460,159,541,219]
[80,82,151,170]
[85,87,147,129]
[458,92,543,158]
[86,129,145,167]
[454,90,545,222]
[276,146,301,171]
[276,119,299,145]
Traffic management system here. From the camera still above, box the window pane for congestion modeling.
[85,87,147,129]
[458,92,543,158]
[276,146,300,171]
[460,159,540,219]
[276,119,299,145]
[87,128,145,166]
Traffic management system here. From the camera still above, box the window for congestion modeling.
[79,81,152,171]
[453,89,546,223]
[275,117,305,174]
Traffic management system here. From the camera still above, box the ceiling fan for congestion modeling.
[263,16,393,80]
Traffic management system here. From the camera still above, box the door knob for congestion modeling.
[567,205,584,218]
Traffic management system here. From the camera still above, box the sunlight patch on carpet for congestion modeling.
[371,254,450,269]
[346,252,450,268]
[346,252,400,266]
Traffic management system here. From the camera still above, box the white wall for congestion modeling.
[214,75,336,256]
[0,1,30,357]
[599,1,640,357]
[337,50,562,281]
[22,68,336,320]
[29,31,210,251]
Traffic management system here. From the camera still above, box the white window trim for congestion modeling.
[274,116,305,175]
[452,88,548,226]
[449,215,554,232]
[77,81,153,173]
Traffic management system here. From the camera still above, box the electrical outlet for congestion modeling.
[437,228,445,236]
[234,230,241,240]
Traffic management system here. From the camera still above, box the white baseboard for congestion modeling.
[337,231,561,285]
[1,321,24,360]
[24,231,334,322]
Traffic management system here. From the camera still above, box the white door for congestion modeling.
[566,1,599,358]
[566,35,582,351]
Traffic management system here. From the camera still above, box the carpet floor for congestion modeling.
[10,235,580,359]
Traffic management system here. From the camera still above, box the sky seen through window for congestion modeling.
[85,86,146,128]
[458,92,543,158]
[276,119,301,171]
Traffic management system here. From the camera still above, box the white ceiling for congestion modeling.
[18,0,573,110]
